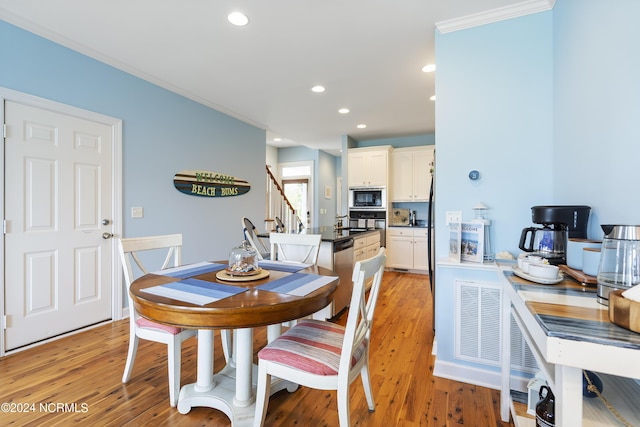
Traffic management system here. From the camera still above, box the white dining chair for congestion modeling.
[253,248,387,427]
[266,232,324,337]
[118,234,197,407]
[269,232,321,265]
[242,217,270,260]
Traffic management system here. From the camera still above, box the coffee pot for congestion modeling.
[519,226,566,263]
[519,205,591,265]
[596,225,640,305]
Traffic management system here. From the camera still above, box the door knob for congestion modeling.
[102,232,113,239]
[102,219,111,225]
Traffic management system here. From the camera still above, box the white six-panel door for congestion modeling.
[4,99,117,350]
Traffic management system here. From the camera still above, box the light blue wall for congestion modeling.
[435,12,554,259]
[435,0,640,261]
[0,20,266,264]
[434,10,554,373]
[277,146,338,227]
[553,0,640,235]
[356,134,435,148]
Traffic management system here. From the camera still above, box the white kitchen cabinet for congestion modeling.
[347,146,391,187]
[354,231,381,264]
[413,229,428,271]
[353,232,381,291]
[354,236,367,264]
[390,146,434,201]
[386,227,427,271]
[365,231,381,258]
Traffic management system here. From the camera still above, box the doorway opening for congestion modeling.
[279,162,313,229]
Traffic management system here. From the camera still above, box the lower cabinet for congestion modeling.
[354,232,380,291]
[387,227,428,272]
[354,231,381,264]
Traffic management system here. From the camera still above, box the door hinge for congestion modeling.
[3,123,6,138]
[2,219,6,235]
[2,315,7,330]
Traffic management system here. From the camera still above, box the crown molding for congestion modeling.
[435,0,556,34]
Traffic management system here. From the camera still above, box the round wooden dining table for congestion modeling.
[129,261,339,427]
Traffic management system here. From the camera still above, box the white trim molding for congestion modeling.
[436,0,556,34]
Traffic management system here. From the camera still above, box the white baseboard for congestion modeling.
[433,359,531,393]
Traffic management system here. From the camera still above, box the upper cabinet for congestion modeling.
[347,146,392,188]
[390,146,434,202]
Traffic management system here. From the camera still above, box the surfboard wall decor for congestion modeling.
[174,170,250,197]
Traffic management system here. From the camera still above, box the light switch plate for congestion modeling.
[131,207,144,218]
[446,211,462,225]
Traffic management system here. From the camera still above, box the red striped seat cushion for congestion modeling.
[136,317,182,335]
[258,319,367,376]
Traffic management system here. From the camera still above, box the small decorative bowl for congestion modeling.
[528,263,559,280]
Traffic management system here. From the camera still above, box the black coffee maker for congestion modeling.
[519,205,591,265]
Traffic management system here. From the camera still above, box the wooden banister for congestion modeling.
[266,166,295,213]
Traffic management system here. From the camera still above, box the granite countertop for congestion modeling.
[388,225,429,229]
[300,226,380,243]
[501,263,640,350]
[388,219,429,228]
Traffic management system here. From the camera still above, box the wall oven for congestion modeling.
[348,186,387,210]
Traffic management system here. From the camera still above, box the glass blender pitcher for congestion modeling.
[596,225,640,305]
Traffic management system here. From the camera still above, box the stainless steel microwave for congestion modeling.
[348,187,387,210]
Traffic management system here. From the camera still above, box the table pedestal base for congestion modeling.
[177,330,298,426]
[178,365,299,426]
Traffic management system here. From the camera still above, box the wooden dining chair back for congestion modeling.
[242,217,270,260]
[118,234,196,407]
[269,232,321,265]
[253,248,387,427]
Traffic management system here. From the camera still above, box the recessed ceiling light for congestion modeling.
[357,124,367,129]
[311,85,325,93]
[274,137,282,142]
[430,95,436,101]
[422,64,436,73]
[338,108,350,114]
[228,12,249,26]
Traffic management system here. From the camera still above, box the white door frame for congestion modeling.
[278,161,314,228]
[0,87,123,356]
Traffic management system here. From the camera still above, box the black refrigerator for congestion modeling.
[427,150,436,330]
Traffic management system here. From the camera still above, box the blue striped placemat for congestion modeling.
[153,262,226,278]
[258,260,311,273]
[142,278,246,305]
[256,273,336,296]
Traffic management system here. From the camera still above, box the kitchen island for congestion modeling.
[499,262,640,426]
[300,226,381,317]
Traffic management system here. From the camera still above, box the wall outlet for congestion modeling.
[446,211,462,225]
[131,207,144,218]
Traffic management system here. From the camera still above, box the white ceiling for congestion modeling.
[0,0,546,156]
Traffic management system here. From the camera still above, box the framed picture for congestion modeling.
[460,221,484,263]
[324,185,332,199]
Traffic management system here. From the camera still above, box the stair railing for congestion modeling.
[265,166,298,233]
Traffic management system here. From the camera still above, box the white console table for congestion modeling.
[500,263,640,426]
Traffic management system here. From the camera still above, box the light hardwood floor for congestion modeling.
[0,271,513,426]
